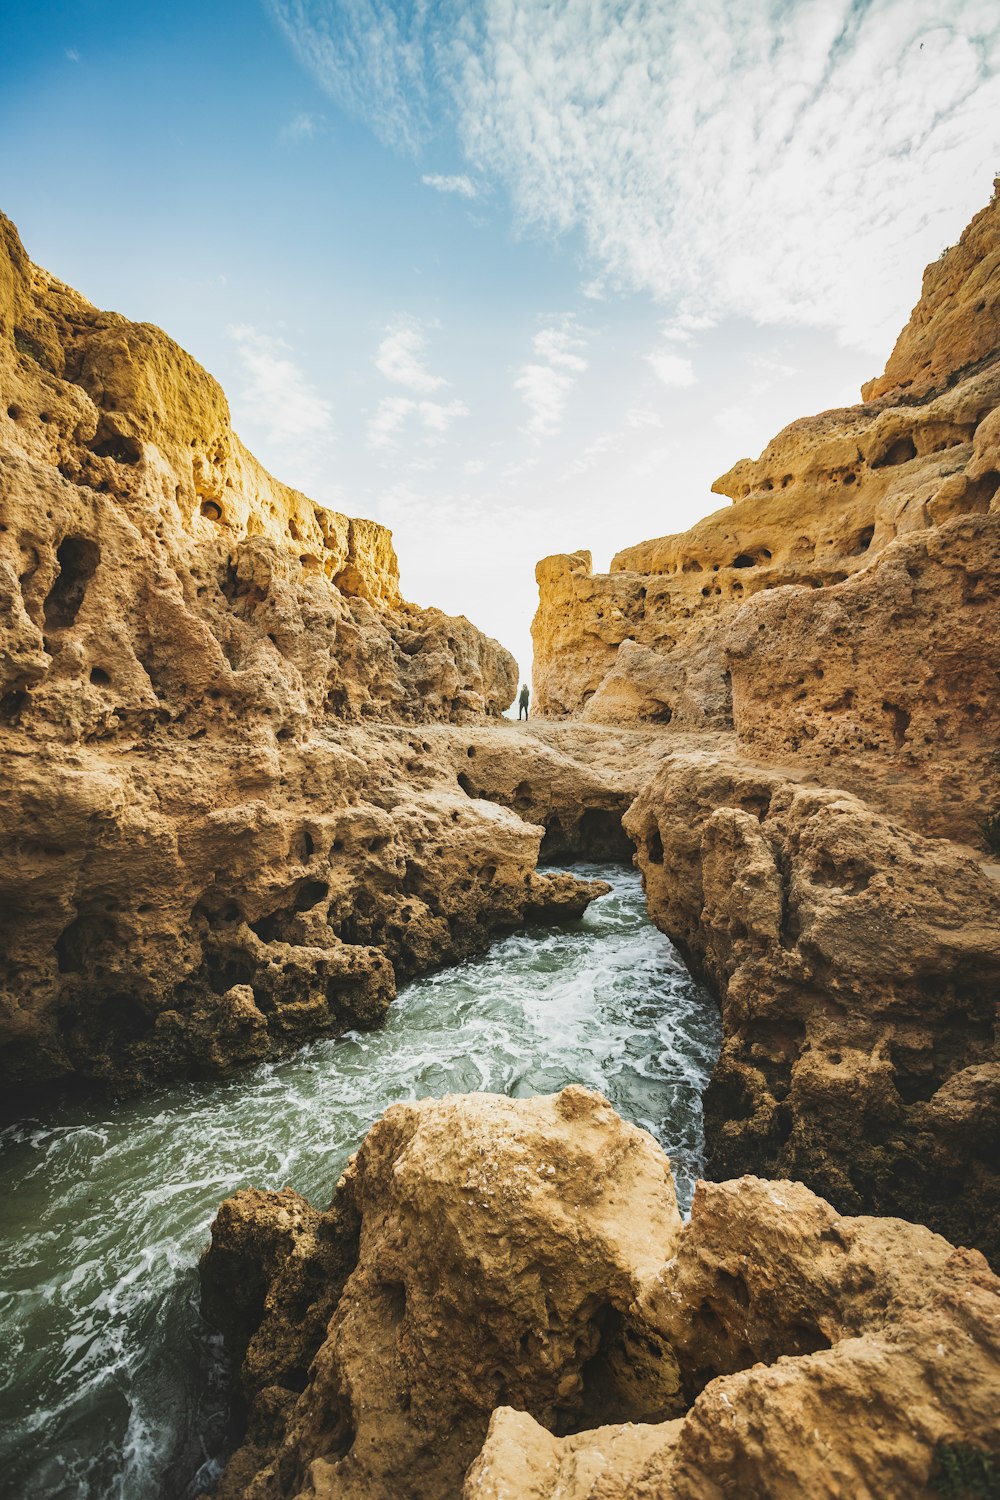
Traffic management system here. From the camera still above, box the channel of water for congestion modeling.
[0,863,720,1499]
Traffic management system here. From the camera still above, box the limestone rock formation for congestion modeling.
[862,184,1000,402]
[624,751,1000,1264]
[202,1087,685,1500]
[202,1088,1000,1500]
[0,209,515,741]
[530,183,1000,1269]
[0,213,628,1104]
[532,181,1000,846]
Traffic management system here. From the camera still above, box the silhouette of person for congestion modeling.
[518,683,530,720]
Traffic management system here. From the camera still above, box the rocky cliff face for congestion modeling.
[0,210,515,739]
[532,186,1000,1267]
[0,214,627,1104]
[202,1087,1000,1500]
[532,184,1000,846]
[624,751,1000,1263]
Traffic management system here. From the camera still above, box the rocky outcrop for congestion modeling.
[202,1088,1000,1500]
[202,1087,685,1500]
[624,751,1000,1264]
[0,210,515,739]
[0,214,631,1104]
[862,184,1000,403]
[2,726,618,1102]
[531,182,1000,846]
[529,184,1000,1270]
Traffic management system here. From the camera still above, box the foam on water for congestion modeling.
[0,864,720,1500]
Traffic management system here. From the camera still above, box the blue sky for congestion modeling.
[3,1,999,680]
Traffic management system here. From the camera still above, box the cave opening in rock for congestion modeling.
[89,431,142,464]
[874,435,917,467]
[43,536,100,630]
[539,806,635,865]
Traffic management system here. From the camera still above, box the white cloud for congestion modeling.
[745,351,798,395]
[453,1,1000,354]
[531,326,588,372]
[515,319,588,439]
[661,314,717,344]
[228,324,334,445]
[273,1,1000,354]
[624,407,663,430]
[65,47,80,63]
[646,349,698,389]
[562,406,667,481]
[374,317,446,393]
[266,0,434,152]
[367,395,469,451]
[280,111,325,143]
[422,172,477,197]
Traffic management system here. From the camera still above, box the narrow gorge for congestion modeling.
[1,178,998,1500]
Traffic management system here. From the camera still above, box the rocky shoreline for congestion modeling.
[2,181,999,1497]
[200,1087,1000,1499]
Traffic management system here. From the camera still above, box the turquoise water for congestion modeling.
[0,864,720,1499]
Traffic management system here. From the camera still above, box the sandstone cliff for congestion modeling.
[532,186,1000,1267]
[202,1087,1000,1500]
[0,210,515,738]
[0,214,633,1104]
[532,183,1000,847]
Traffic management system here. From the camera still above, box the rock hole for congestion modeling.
[383,1281,406,1326]
[206,954,256,993]
[882,700,911,748]
[89,431,142,464]
[716,1268,750,1308]
[294,880,329,912]
[647,829,664,864]
[200,500,223,522]
[851,525,875,554]
[44,536,100,630]
[457,772,475,796]
[0,689,28,723]
[89,666,111,686]
[960,471,999,514]
[874,435,917,467]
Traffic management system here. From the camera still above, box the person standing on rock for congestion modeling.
[518,683,530,720]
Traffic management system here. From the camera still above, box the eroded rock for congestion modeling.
[202,1087,684,1500]
[0,213,632,1102]
[201,1089,1000,1500]
[531,182,1000,846]
[624,750,1000,1263]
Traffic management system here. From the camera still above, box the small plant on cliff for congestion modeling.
[930,1442,1000,1499]
[982,810,1000,858]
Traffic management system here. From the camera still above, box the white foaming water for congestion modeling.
[0,865,720,1500]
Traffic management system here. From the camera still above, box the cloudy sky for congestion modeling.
[3,2,999,684]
